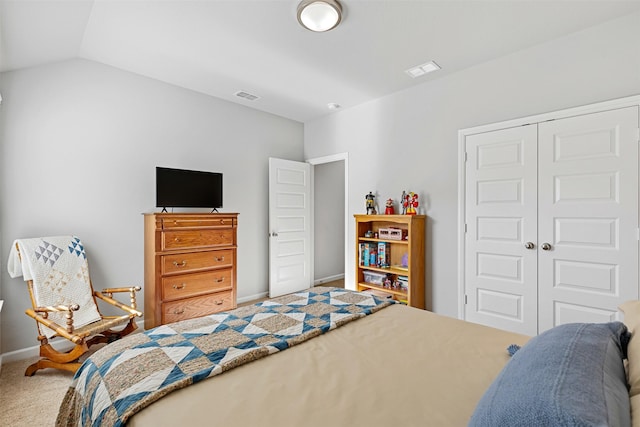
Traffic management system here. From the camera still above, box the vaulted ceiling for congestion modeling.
[2,1,639,122]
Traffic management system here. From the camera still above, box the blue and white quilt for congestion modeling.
[56,287,394,427]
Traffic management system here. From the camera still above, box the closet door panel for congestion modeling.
[464,125,538,336]
[537,106,639,332]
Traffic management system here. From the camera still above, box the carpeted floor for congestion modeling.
[0,356,75,427]
[0,280,344,426]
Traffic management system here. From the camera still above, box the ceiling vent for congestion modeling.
[234,90,260,101]
[405,61,441,78]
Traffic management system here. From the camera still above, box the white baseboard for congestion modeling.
[1,318,146,364]
[314,273,345,286]
[2,342,50,364]
[237,292,269,304]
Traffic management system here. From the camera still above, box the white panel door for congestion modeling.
[537,107,639,332]
[268,158,312,298]
[464,125,539,336]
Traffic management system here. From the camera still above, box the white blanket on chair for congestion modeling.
[8,236,101,338]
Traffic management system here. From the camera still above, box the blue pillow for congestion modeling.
[469,322,631,427]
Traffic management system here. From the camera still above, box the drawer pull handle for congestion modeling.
[173,308,185,315]
[173,260,187,267]
[220,220,225,224]
[215,277,225,283]
[215,300,224,305]
[172,283,186,290]
[215,256,225,262]
[174,237,180,242]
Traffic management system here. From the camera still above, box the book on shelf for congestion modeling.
[377,242,389,267]
[360,242,378,267]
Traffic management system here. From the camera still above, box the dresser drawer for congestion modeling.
[162,249,234,275]
[162,290,234,324]
[162,229,234,250]
[161,216,235,229]
[161,268,232,301]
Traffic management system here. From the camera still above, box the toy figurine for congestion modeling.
[405,192,419,215]
[385,198,395,215]
[365,191,376,215]
[403,191,419,215]
[383,274,393,288]
[402,192,410,214]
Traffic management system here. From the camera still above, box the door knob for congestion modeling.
[270,232,278,237]
[541,242,552,251]
[524,242,535,249]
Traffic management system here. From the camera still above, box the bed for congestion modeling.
[56,287,638,426]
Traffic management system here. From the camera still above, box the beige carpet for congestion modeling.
[0,280,344,426]
[0,356,74,427]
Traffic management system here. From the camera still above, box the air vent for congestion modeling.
[234,90,260,101]
[405,61,441,78]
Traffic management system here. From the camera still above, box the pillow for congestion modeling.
[620,300,640,397]
[620,301,640,330]
[469,322,631,427]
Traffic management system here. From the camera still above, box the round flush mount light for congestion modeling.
[297,0,342,32]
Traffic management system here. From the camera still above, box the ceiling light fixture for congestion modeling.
[297,0,342,32]
[405,61,441,78]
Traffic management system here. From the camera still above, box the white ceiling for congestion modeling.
[2,0,640,122]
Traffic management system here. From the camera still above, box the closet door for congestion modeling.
[464,125,539,336]
[537,107,639,332]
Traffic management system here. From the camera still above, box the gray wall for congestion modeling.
[304,12,640,316]
[0,59,303,354]
[313,160,345,282]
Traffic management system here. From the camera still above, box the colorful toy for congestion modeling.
[385,198,395,214]
[383,274,393,288]
[403,191,419,215]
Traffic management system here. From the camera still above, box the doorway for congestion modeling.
[308,153,348,289]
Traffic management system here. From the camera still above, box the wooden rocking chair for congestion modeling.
[9,236,142,376]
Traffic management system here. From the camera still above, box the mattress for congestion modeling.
[128,302,528,426]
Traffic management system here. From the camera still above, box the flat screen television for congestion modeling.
[156,167,223,210]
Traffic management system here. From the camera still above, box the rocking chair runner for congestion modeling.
[8,236,142,376]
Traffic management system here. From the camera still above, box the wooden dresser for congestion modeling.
[143,213,238,329]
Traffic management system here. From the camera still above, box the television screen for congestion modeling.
[156,167,223,208]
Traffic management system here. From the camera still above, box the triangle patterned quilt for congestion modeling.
[56,287,395,427]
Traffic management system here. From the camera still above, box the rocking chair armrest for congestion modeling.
[100,286,142,294]
[25,307,83,344]
[96,286,142,313]
[94,291,143,317]
[33,304,80,314]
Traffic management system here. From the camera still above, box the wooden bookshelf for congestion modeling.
[354,214,425,309]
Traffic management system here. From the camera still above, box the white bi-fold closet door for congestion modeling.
[462,104,639,336]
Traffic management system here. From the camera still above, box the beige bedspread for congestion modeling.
[129,304,529,427]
